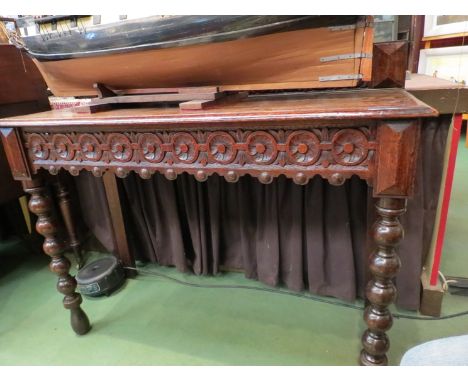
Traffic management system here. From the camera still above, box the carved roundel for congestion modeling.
[108,133,133,162]
[52,134,75,161]
[245,132,278,165]
[78,134,102,161]
[206,132,237,164]
[332,129,369,166]
[28,134,49,160]
[172,132,199,164]
[286,131,321,166]
[138,133,164,163]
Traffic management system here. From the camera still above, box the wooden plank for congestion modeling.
[219,79,358,91]
[178,99,216,110]
[102,171,135,276]
[405,73,466,90]
[0,44,49,105]
[422,31,468,41]
[409,89,468,114]
[0,127,32,180]
[75,88,224,113]
[90,92,220,105]
[407,16,425,73]
[102,85,221,96]
[420,271,444,317]
[357,17,374,82]
[405,74,468,114]
[0,89,438,127]
[0,136,23,202]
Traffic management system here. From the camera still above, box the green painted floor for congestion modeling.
[1,137,468,366]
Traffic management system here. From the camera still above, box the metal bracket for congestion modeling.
[319,74,363,82]
[328,24,356,32]
[320,53,372,63]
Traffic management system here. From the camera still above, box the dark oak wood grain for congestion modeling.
[22,176,90,335]
[371,42,409,89]
[0,141,22,202]
[54,175,84,268]
[0,44,49,106]
[361,198,406,366]
[0,127,32,180]
[0,89,437,128]
[374,121,420,197]
[0,88,437,363]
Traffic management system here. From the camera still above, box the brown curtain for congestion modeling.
[73,116,451,310]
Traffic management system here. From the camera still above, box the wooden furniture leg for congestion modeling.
[23,176,91,335]
[360,197,406,366]
[54,175,83,268]
[102,171,136,276]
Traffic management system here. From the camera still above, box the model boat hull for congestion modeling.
[17,15,373,97]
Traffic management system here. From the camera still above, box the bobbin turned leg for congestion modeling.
[54,176,83,268]
[360,197,406,366]
[23,177,91,335]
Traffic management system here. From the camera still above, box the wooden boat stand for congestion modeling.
[74,83,247,113]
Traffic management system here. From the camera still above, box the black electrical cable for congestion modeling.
[125,267,468,321]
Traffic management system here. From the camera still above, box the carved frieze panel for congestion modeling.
[23,127,377,185]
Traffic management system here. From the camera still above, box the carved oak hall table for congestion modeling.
[0,88,437,365]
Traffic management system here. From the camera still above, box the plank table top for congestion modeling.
[0,88,437,127]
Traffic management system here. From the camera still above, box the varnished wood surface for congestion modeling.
[0,141,22,202]
[371,42,408,89]
[32,24,372,97]
[0,44,49,106]
[0,89,438,128]
[361,198,406,366]
[0,83,435,364]
[374,121,420,197]
[102,172,135,274]
[23,176,90,335]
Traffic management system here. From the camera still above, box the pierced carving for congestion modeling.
[332,129,369,166]
[23,126,376,185]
